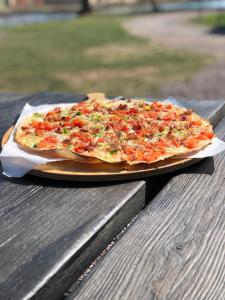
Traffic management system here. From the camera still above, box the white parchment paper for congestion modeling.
[0,103,71,177]
[1,99,225,177]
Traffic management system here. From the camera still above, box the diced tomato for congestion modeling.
[172,139,180,147]
[125,147,135,155]
[70,132,91,143]
[80,108,90,114]
[166,104,172,109]
[191,120,202,126]
[139,128,149,136]
[73,144,85,153]
[65,116,71,121]
[183,138,199,149]
[198,131,214,140]
[45,136,57,143]
[204,131,214,139]
[151,102,163,110]
[122,125,129,132]
[155,139,166,148]
[135,150,144,161]
[32,121,54,132]
[96,137,104,143]
[144,150,163,162]
[146,111,158,118]
[163,115,173,121]
[72,102,85,111]
[72,119,84,128]
[128,108,138,114]
[37,136,57,149]
[64,122,72,128]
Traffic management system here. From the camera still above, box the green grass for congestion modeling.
[0,15,207,97]
[192,12,225,27]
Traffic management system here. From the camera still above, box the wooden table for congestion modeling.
[0,93,225,300]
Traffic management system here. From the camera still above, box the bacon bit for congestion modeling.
[55,126,62,133]
[63,139,70,147]
[180,115,187,121]
[93,103,101,112]
[183,109,193,115]
[71,105,78,111]
[132,123,142,131]
[53,107,61,113]
[21,126,29,130]
[117,104,128,110]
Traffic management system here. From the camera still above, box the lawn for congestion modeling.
[192,12,225,27]
[0,15,206,97]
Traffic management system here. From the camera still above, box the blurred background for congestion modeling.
[0,0,224,99]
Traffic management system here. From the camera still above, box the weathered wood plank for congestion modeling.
[69,117,225,300]
[0,93,29,104]
[0,95,225,300]
[0,93,145,300]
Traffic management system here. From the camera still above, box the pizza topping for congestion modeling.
[72,119,85,128]
[37,136,58,149]
[63,128,70,134]
[16,98,214,164]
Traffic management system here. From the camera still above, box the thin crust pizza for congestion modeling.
[14,93,214,165]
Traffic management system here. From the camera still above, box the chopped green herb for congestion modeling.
[110,149,118,155]
[90,113,102,122]
[63,128,69,134]
[33,113,43,118]
[33,144,37,148]
[76,111,81,116]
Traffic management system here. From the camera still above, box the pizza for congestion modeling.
[14,93,214,165]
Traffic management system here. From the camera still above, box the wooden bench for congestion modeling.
[68,115,225,300]
[0,93,225,300]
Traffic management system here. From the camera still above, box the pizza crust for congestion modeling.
[14,94,214,165]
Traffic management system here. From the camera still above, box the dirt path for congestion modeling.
[124,12,225,100]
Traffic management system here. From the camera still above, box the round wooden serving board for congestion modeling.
[2,127,203,181]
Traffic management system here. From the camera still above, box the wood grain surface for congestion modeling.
[69,117,225,300]
[0,94,225,300]
[0,93,146,300]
